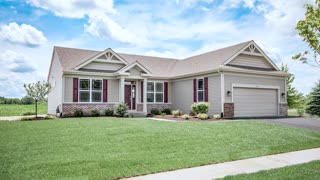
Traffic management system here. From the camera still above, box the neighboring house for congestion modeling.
[47,40,290,118]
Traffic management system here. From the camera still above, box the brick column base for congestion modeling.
[224,103,234,118]
[279,103,288,116]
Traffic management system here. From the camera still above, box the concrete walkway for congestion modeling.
[124,148,320,180]
[0,114,47,121]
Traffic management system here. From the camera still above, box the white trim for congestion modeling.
[94,59,124,64]
[196,78,204,102]
[231,83,280,116]
[78,78,103,103]
[74,48,128,70]
[284,78,287,103]
[221,73,225,114]
[115,61,152,75]
[240,51,264,57]
[146,81,164,103]
[223,72,287,80]
[223,41,280,71]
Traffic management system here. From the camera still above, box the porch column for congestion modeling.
[119,77,125,103]
[143,78,147,113]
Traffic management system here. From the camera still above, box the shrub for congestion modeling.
[161,108,171,115]
[189,111,196,116]
[91,109,100,117]
[197,113,208,120]
[191,102,210,114]
[172,110,180,118]
[105,109,114,116]
[21,96,34,104]
[213,114,221,119]
[20,116,34,121]
[150,108,160,115]
[44,115,55,119]
[161,113,166,116]
[182,114,189,120]
[306,82,320,116]
[23,112,35,116]
[115,102,129,117]
[74,108,84,117]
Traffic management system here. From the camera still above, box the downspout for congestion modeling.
[218,66,224,118]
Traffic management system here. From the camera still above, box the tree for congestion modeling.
[306,81,320,116]
[293,0,320,67]
[281,64,305,109]
[24,81,51,119]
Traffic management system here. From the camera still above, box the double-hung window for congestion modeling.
[79,79,102,102]
[197,78,204,102]
[147,82,164,103]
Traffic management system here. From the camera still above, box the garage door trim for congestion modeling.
[231,83,280,116]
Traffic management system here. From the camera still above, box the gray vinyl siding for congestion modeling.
[229,54,274,69]
[48,51,63,114]
[129,68,141,76]
[208,75,221,115]
[172,79,193,114]
[107,79,119,102]
[224,74,286,103]
[82,62,124,71]
[63,77,119,103]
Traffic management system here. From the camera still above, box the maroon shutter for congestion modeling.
[73,78,79,102]
[204,77,208,102]
[193,79,197,102]
[103,79,108,102]
[164,82,168,103]
[141,81,143,103]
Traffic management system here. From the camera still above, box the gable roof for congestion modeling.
[52,40,288,78]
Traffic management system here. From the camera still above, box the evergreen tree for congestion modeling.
[306,81,320,116]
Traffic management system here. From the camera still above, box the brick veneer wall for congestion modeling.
[136,103,172,113]
[224,103,234,118]
[63,103,115,117]
[279,103,288,116]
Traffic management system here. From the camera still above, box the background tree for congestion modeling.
[24,81,51,119]
[293,0,320,67]
[281,64,305,109]
[306,81,320,116]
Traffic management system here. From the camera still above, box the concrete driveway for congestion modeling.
[261,117,320,131]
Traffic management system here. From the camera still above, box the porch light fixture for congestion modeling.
[227,91,231,96]
[281,92,285,97]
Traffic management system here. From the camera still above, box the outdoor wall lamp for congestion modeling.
[227,91,231,96]
[281,92,285,97]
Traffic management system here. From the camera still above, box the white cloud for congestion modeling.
[221,0,257,9]
[26,0,116,18]
[85,12,146,45]
[0,22,47,47]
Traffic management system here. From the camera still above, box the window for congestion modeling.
[147,82,164,103]
[197,78,204,102]
[79,79,102,102]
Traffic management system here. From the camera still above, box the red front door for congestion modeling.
[125,85,131,109]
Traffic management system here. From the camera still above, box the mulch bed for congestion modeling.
[153,115,223,122]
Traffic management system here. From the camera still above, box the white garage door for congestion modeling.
[234,88,278,117]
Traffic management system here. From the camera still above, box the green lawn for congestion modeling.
[1,118,320,179]
[0,102,47,116]
[223,160,320,180]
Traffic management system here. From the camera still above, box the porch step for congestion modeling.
[127,112,147,118]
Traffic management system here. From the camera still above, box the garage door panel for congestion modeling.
[234,88,277,117]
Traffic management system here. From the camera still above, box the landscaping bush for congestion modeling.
[182,114,189,120]
[115,103,129,117]
[197,113,208,120]
[191,102,210,114]
[150,108,160,115]
[105,109,114,116]
[172,110,180,118]
[20,116,34,121]
[23,112,36,116]
[189,111,196,116]
[161,113,166,116]
[161,108,171,115]
[74,108,84,117]
[91,109,100,117]
[213,114,221,119]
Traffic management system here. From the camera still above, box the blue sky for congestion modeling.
[0,0,318,98]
